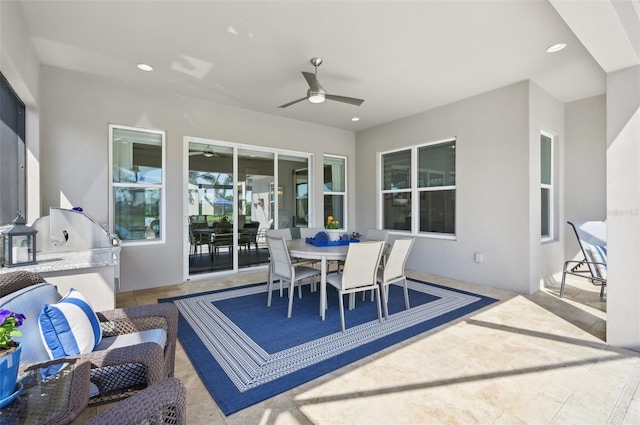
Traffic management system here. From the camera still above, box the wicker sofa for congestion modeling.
[87,378,186,425]
[0,271,178,405]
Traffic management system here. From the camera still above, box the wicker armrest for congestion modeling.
[96,303,178,379]
[97,303,178,335]
[86,378,186,425]
[85,342,165,383]
[19,357,91,424]
[0,270,46,297]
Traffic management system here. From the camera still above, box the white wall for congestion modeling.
[39,67,355,291]
[564,95,607,260]
[356,81,540,293]
[606,65,640,351]
[355,81,567,294]
[529,82,565,293]
[0,0,42,223]
[0,1,39,107]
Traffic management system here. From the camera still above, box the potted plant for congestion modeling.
[325,216,343,241]
[0,309,25,400]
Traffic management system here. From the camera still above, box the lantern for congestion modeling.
[2,212,38,267]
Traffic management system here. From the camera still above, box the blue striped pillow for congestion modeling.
[39,288,102,358]
[584,244,607,280]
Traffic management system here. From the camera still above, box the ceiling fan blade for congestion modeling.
[302,71,319,91]
[278,97,308,108]
[325,94,364,106]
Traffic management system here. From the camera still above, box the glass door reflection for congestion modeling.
[188,143,234,274]
[237,149,274,269]
[280,154,310,229]
[187,142,312,275]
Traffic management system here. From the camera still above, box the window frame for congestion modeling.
[109,124,166,245]
[540,130,554,242]
[323,154,347,230]
[293,167,310,227]
[0,72,27,226]
[379,137,456,239]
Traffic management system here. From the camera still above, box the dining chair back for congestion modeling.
[326,241,385,331]
[299,227,326,239]
[266,235,321,318]
[267,235,294,280]
[365,229,389,243]
[188,224,211,261]
[264,228,294,296]
[338,228,388,274]
[378,237,415,318]
[266,228,293,240]
[341,242,385,289]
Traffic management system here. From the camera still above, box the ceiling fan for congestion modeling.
[189,145,218,158]
[278,57,364,108]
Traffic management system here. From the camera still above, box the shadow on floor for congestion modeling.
[532,279,607,341]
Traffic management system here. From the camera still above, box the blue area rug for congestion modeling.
[159,278,498,415]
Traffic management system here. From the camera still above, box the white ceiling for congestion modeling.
[18,0,608,132]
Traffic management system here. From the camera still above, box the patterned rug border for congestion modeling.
[159,278,498,416]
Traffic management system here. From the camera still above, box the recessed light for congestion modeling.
[137,63,154,71]
[351,117,360,122]
[546,43,567,53]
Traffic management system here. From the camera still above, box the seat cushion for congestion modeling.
[94,328,167,352]
[39,288,102,358]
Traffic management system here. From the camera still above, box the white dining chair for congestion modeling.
[299,227,326,239]
[266,228,293,240]
[265,229,292,296]
[365,228,389,244]
[325,241,385,332]
[265,229,316,296]
[298,227,325,269]
[377,237,415,319]
[266,235,321,318]
[338,228,389,275]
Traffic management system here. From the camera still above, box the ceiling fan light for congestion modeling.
[308,93,326,104]
[203,146,215,158]
[546,43,567,53]
[137,63,154,71]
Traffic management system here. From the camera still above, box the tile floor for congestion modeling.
[75,270,639,425]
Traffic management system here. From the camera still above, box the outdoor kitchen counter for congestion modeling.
[0,247,119,274]
[0,247,120,310]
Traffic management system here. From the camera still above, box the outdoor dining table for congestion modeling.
[286,238,352,321]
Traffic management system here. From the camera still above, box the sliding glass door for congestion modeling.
[279,155,311,229]
[185,138,312,277]
[187,143,234,273]
[237,148,274,269]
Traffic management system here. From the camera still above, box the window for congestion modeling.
[382,149,411,231]
[293,168,309,226]
[541,132,553,240]
[323,155,346,229]
[110,125,165,243]
[418,141,456,234]
[0,73,26,225]
[381,138,456,235]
